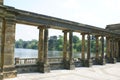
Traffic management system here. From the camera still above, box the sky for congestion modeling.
[4,0,120,40]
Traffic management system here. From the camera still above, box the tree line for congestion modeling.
[15,35,106,53]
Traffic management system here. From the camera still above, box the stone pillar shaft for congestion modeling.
[44,28,48,64]
[0,18,3,70]
[95,35,99,59]
[101,36,104,59]
[0,18,17,78]
[116,40,119,58]
[81,33,85,60]
[63,31,68,61]
[106,37,110,58]
[111,39,114,58]
[38,26,50,73]
[63,31,75,70]
[0,18,4,80]
[87,34,90,59]
[3,19,15,66]
[38,27,44,62]
[0,0,3,5]
[69,31,73,62]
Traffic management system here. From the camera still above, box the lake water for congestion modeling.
[15,48,64,58]
[15,48,95,58]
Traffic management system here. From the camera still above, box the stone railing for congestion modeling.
[15,57,63,65]
[15,58,38,65]
[48,57,63,63]
[15,57,83,65]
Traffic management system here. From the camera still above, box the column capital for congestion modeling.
[62,30,69,33]
[81,32,87,35]
[95,35,100,38]
[38,25,50,29]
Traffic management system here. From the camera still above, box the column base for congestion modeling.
[63,60,75,70]
[94,58,106,65]
[106,57,116,63]
[81,59,92,67]
[116,57,120,62]
[3,66,17,79]
[0,72,3,80]
[39,62,50,73]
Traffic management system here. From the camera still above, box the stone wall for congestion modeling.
[16,64,38,73]
[16,62,83,73]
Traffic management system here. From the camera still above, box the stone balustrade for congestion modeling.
[15,57,80,65]
[15,58,38,65]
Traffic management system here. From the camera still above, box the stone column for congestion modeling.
[118,40,120,59]
[95,35,99,59]
[1,18,17,78]
[113,39,116,63]
[109,38,116,63]
[38,26,50,73]
[0,0,3,5]
[106,37,110,58]
[63,30,68,69]
[87,34,91,60]
[114,40,116,58]
[38,27,44,62]
[116,40,120,61]
[0,18,3,80]
[81,33,86,66]
[63,30,68,62]
[66,31,75,70]
[83,34,92,67]
[94,35,100,65]
[101,36,106,65]
[44,28,48,64]
[69,31,73,62]
[81,33,85,60]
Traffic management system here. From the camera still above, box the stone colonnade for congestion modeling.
[37,27,120,72]
[0,4,119,80]
[0,20,119,79]
[106,37,120,63]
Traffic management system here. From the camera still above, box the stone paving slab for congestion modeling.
[5,63,120,80]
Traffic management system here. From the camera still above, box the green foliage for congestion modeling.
[15,39,38,49]
[15,35,106,53]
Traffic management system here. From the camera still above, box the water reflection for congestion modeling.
[15,48,96,58]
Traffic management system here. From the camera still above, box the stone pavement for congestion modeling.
[5,63,120,80]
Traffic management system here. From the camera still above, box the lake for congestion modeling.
[15,48,96,58]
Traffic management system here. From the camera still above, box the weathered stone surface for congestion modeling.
[3,71,17,79]
[106,57,116,63]
[50,63,63,70]
[0,0,3,5]
[116,57,120,62]
[38,62,50,73]
[63,61,75,70]
[0,70,3,80]
[81,59,92,67]
[16,64,38,73]
[94,58,106,65]
[2,66,17,79]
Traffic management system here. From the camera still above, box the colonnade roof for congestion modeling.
[106,24,120,30]
[1,5,120,38]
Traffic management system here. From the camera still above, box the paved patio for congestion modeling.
[5,63,120,80]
